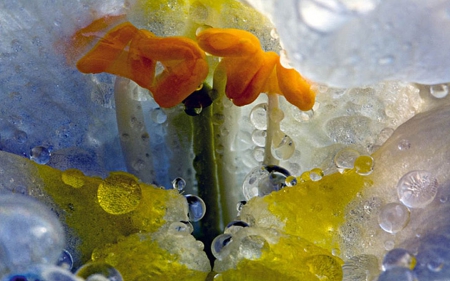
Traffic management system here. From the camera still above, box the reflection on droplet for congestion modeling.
[398,139,411,151]
[150,108,167,124]
[14,130,27,143]
[397,170,438,208]
[168,221,193,235]
[242,165,290,200]
[171,177,186,192]
[224,220,249,235]
[57,249,74,270]
[334,148,360,172]
[185,194,206,222]
[309,168,324,181]
[61,169,85,188]
[378,203,410,234]
[292,107,314,122]
[285,175,298,187]
[354,155,374,176]
[251,130,266,147]
[382,248,416,270]
[250,103,268,130]
[239,235,269,260]
[76,262,123,281]
[211,234,232,260]
[30,146,51,164]
[252,147,265,162]
[271,134,295,160]
[429,84,449,99]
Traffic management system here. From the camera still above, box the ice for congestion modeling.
[245,0,450,87]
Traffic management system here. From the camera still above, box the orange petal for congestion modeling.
[196,28,262,57]
[276,62,316,111]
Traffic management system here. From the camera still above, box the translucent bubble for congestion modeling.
[398,139,411,151]
[397,170,439,208]
[271,133,295,160]
[97,173,142,215]
[285,175,298,187]
[30,146,51,164]
[57,249,74,270]
[211,234,233,260]
[292,107,314,122]
[334,148,360,172]
[242,165,290,200]
[384,240,395,251]
[251,130,266,147]
[171,177,186,192]
[239,235,269,260]
[354,155,374,176]
[14,130,27,143]
[76,262,123,281]
[382,248,416,270]
[150,108,167,124]
[224,220,249,235]
[250,103,268,130]
[377,127,395,144]
[378,203,410,234]
[9,265,82,281]
[269,107,285,123]
[252,147,265,162]
[429,84,449,99]
[0,195,65,271]
[309,168,324,181]
[168,221,193,236]
[185,194,206,222]
[378,267,416,281]
[61,169,85,188]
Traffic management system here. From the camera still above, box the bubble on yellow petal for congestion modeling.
[354,155,374,176]
[61,169,85,188]
[97,172,142,215]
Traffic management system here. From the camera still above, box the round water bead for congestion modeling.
[97,173,142,215]
[211,234,233,260]
[378,267,416,281]
[242,165,290,200]
[429,84,449,99]
[250,103,268,130]
[0,195,65,272]
[57,249,74,270]
[354,155,374,176]
[397,170,439,208]
[251,130,266,147]
[171,177,186,192]
[6,265,82,281]
[224,220,249,235]
[382,248,416,270]
[285,175,298,187]
[334,148,360,171]
[184,194,206,222]
[378,203,410,234]
[398,139,411,151]
[150,108,167,124]
[61,169,85,188]
[168,221,194,236]
[271,133,295,160]
[238,235,269,260]
[75,262,122,281]
[30,146,51,164]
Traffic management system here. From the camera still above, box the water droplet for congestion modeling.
[429,84,449,99]
[184,104,203,116]
[309,168,324,181]
[239,235,269,260]
[354,155,374,176]
[378,203,410,234]
[168,221,193,235]
[97,173,142,215]
[440,195,448,203]
[334,148,360,172]
[14,130,27,143]
[384,240,395,251]
[131,159,145,172]
[75,262,123,281]
[285,175,298,187]
[382,248,416,270]
[378,267,416,281]
[397,170,438,208]
[185,194,206,222]
[30,146,51,164]
[270,28,279,39]
[251,130,266,147]
[377,127,394,145]
[171,177,186,192]
[398,139,411,151]
[151,108,167,124]
[427,259,444,272]
[271,133,295,160]
[250,103,268,130]
[242,165,290,200]
[224,220,249,234]
[57,249,73,270]
[61,169,85,188]
[292,107,314,122]
[211,234,233,260]
[269,107,285,122]
[252,147,265,162]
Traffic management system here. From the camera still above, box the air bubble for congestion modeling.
[30,146,51,164]
[75,262,123,281]
[252,147,264,162]
[378,203,410,234]
[271,134,295,160]
[292,107,314,122]
[397,170,438,208]
[398,139,411,151]
[97,173,142,215]
[354,155,374,176]
[211,234,233,260]
[309,168,324,181]
[285,175,298,187]
[429,84,449,98]
[242,165,290,200]
[251,130,266,147]
[185,194,206,222]
[61,169,85,188]
[14,130,27,143]
[57,249,74,270]
[382,248,416,270]
[334,148,360,172]
[171,177,186,192]
[224,220,249,234]
[168,221,193,235]
[239,235,268,260]
[384,240,395,251]
[150,108,167,124]
[250,103,268,130]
